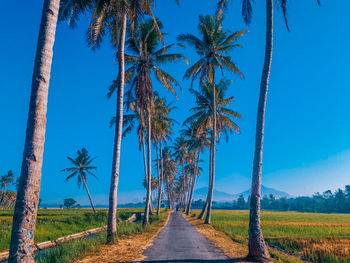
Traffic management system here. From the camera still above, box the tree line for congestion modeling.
[6,0,321,262]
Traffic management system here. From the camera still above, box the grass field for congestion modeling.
[0,208,141,252]
[206,210,350,263]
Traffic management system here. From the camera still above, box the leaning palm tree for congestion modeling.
[217,0,321,260]
[0,170,15,190]
[61,148,97,213]
[184,79,241,223]
[178,14,245,224]
[8,1,61,261]
[181,125,209,215]
[122,19,186,225]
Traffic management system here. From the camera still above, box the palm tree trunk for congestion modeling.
[160,141,164,210]
[247,0,273,260]
[107,13,127,244]
[186,151,200,215]
[156,143,162,215]
[205,69,216,224]
[198,147,212,220]
[143,112,152,225]
[82,177,96,213]
[143,139,153,214]
[8,1,60,261]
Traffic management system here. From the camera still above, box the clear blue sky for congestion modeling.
[1,1,349,205]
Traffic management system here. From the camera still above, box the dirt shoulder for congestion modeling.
[75,212,171,263]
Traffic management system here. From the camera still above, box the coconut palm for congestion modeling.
[217,0,321,259]
[181,125,210,215]
[178,14,244,224]
[162,146,178,209]
[0,171,15,190]
[87,0,160,243]
[120,19,186,225]
[184,78,241,223]
[8,1,61,261]
[61,148,97,213]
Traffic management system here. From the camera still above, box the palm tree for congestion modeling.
[181,125,209,215]
[61,148,97,213]
[184,79,241,223]
[162,146,178,209]
[0,170,15,190]
[178,14,245,224]
[122,19,186,225]
[8,1,61,261]
[217,0,321,260]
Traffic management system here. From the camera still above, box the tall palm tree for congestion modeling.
[61,148,97,213]
[178,14,245,224]
[0,170,15,190]
[162,146,177,209]
[181,125,209,215]
[87,0,158,243]
[184,79,241,223]
[8,1,61,261]
[217,0,321,259]
[122,19,186,225]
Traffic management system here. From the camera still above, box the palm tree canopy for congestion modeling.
[184,79,241,142]
[217,0,321,30]
[61,148,97,189]
[177,14,246,87]
[0,170,15,190]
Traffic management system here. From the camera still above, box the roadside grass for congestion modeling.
[200,210,350,263]
[35,211,168,263]
[0,208,141,252]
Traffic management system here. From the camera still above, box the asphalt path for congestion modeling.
[139,211,231,263]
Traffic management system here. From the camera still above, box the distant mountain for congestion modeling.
[239,185,290,198]
[194,185,290,202]
[194,187,237,202]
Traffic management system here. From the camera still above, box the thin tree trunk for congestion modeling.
[160,141,164,210]
[247,0,273,260]
[142,138,153,214]
[205,70,216,224]
[143,113,152,225]
[107,14,127,244]
[82,177,96,213]
[186,151,200,215]
[9,1,60,261]
[156,144,162,215]
[198,142,212,220]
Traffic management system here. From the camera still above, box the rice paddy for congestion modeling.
[207,210,350,263]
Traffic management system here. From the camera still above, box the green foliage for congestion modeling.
[34,211,167,263]
[202,210,350,263]
[0,209,139,252]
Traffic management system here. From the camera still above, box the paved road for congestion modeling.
[139,211,231,263]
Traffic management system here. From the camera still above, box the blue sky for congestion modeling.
[1,1,350,205]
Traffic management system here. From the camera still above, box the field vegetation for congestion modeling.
[0,208,141,252]
[206,210,350,263]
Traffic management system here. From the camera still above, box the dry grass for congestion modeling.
[75,211,171,263]
[184,214,304,263]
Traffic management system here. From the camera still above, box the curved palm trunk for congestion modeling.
[156,144,162,215]
[159,141,164,211]
[198,147,212,220]
[107,14,127,244]
[186,151,200,215]
[143,113,152,225]
[205,70,216,224]
[8,1,60,261]
[82,177,96,213]
[247,0,273,260]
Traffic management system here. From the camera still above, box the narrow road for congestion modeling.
[139,211,230,263]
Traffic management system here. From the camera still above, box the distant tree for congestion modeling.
[61,148,97,213]
[237,194,246,209]
[64,198,77,209]
[0,170,15,190]
[38,198,43,208]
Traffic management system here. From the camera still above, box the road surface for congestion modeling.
[139,211,231,263]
